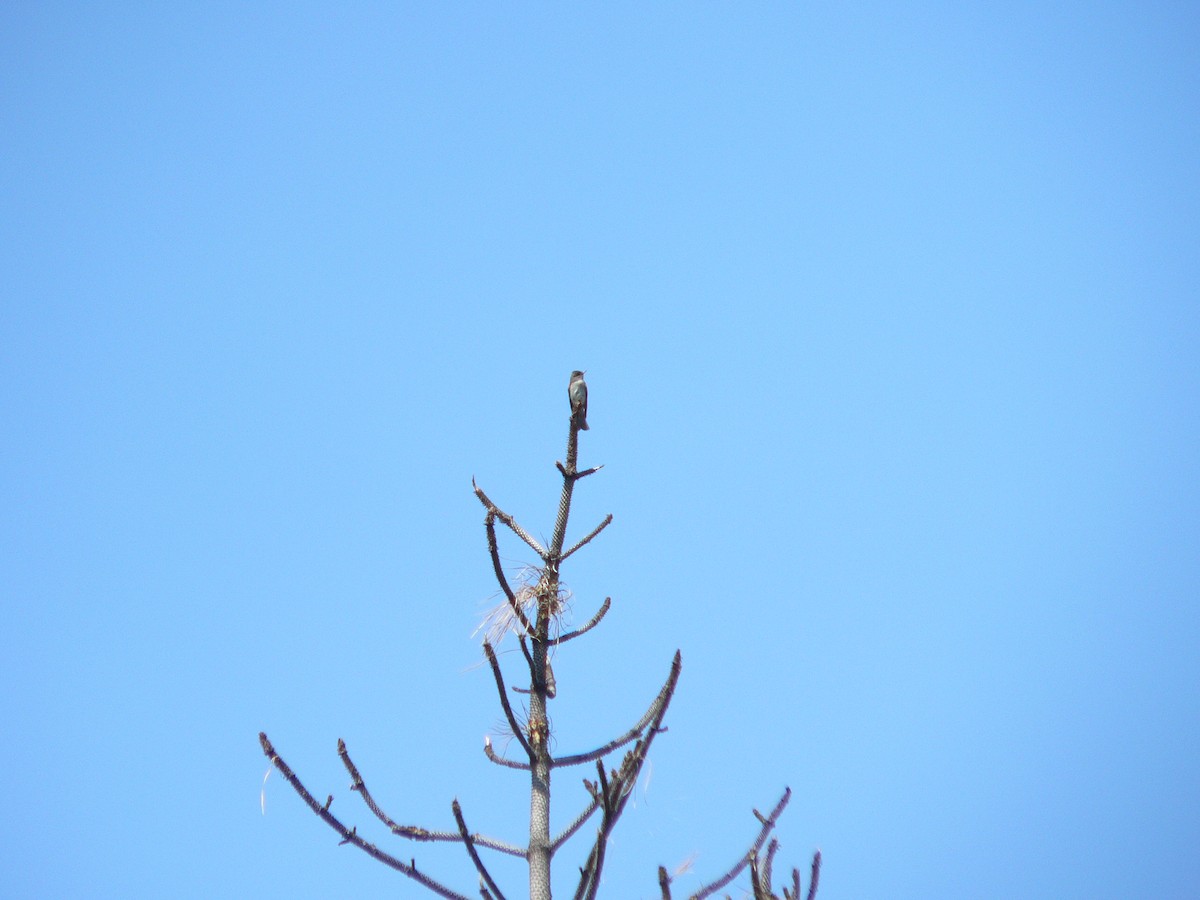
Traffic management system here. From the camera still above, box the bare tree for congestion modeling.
[259,372,820,899]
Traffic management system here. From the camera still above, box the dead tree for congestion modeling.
[259,372,820,899]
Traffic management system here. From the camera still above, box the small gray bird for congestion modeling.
[568,370,589,431]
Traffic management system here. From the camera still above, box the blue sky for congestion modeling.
[2,3,1198,898]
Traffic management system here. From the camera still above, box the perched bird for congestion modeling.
[568,370,589,431]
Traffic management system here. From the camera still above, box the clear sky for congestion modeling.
[3,4,1198,898]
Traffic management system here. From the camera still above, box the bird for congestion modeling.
[568,370,589,431]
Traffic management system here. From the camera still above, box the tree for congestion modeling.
[259,373,820,899]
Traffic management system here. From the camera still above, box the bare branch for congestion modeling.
[549,718,645,770]
[689,787,792,900]
[749,852,768,900]
[259,732,471,900]
[485,513,533,637]
[518,633,535,671]
[806,851,821,900]
[783,866,801,900]
[389,822,526,857]
[555,597,611,644]
[556,461,605,480]
[508,635,540,697]
[562,514,613,561]
[483,736,531,771]
[658,865,673,900]
[555,650,682,769]
[596,761,613,814]
[339,737,402,832]
[572,763,614,900]
[339,738,524,857]
[576,742,646,897]
[581,777,599,802]
[574,652,681,900]
[509,636,557,699]
[473,478,546,558]
[548,406,602,558]
[483,642,533,760]
[550,791,601,852]
[761,837,779,895]
[452,799,508,900]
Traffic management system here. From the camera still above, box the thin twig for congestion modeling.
[451,799,507,900]
[761,837,780,895]
[483,737,530,770]
[555,597,611,644]
[806,851,821,900]
[562,514,613,561]
[473,478,546,558]
[785,866,801,900]
[554,650,682,769]
[486,513,533,637]
[339,739,524,856]
[483,642,533,759]
[749,852,767,900]
[339,737,400,830]
[555,461,605,480]
[550,791,601,852]
[509,634,538,695]
[689,787,792,900]
[573,652,681,900]
[518,633,535,671]
[658,865,673,900]
[259,732,471,900]
[573,762,615,900]
[578,736,650,897]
